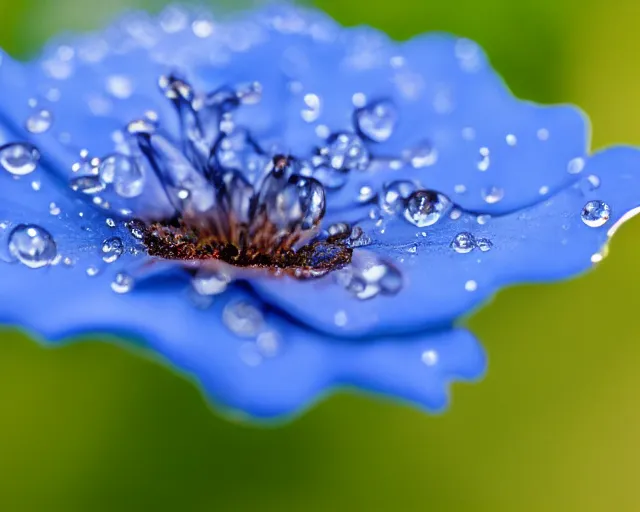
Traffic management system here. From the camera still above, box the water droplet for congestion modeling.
[8,224,57,268]
[539,185,550,195]
[403,190,451,227]
[581,200,610,227]
[337,254,402,300]
[26,109,53,134]
[481,186,504,204]
[106,75,133,99]
[31,180,41,191]
[328,222,351,237]
[347,226,372,248]
[408,141,438,168]
[449,208,462,220]
[127,219,146,240]
[111,272,134,294]
[355,100,398,142]
[0,143,40,175]
[421,350,438,366]
[465,279,478,292]
[301,93,321,122]
[357,185,375,203]
[477,147,490,171]
[99,154,145,198]
[476,214,491,225]
[192,19,214,38]
[86,266,100,277]
[49,202,61,216]
[101,236,124,263]
[322,132,370,171]
[451,232,476,253]
[334,310,348,327]
[506,134,517,146]
[579,174,601,194]
[192,268,231,296]
[70,175,106,194]
[567,157,585,175]
[236,82,262,105]
[537,128,550,141]
[476,238,493,252]
[106,218,116,228]
[380,180,416,213]
[222,301,264,337]
[454,184,467,194]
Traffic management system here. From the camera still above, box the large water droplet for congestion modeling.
[321,132,370,171]
[451,232,476,253]
[222,301,264,337]
[99,154,145,198]
[403,190,451,227]
[26,109,53,134]
[8,224,57,268]
[0,143,40,176]
[101,236,124,263]
[355,100,398,142]
[581,200,610,227]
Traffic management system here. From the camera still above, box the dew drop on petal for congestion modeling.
[222,301,264,337]
[481,186,504,204]
[355,100,398,142]
[8,224,57,268]
[0,143,40,176]
[476,238,493,252]
[111,272,134,294]
[477,147,490,171]
[192,268,231,296]
[581,200,610,227]
[403,190,451,227]
[86,266,100,277]
[357,185,375,203]
[451,232,476,253]
[465,279,478,292]
[322,132,370,171]
[99,154,145,198]
[101,236,124,263]
[301,93,321,122]
[26,109,53,134]
[380,180,416,213]
[127,219,146,240]
[70,175,106,194]
[421,350,438,366]
[408,141,438,168]
[567,157,585,175]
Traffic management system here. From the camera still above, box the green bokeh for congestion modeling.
[1,0,639,510]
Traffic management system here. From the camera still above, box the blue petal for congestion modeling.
[250,147,640,336]
[0,128,485,417]
[0,5,587,217]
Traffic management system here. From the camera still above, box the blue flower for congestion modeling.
[0,4,636,420]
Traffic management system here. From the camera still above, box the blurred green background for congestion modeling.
[1,0,639,510]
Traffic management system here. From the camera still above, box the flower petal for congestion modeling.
[249,146,640,337]
[0,5,587,220]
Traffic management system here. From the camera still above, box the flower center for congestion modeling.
[126,75,358,276]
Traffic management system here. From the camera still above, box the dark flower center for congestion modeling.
[126,75,359,276]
